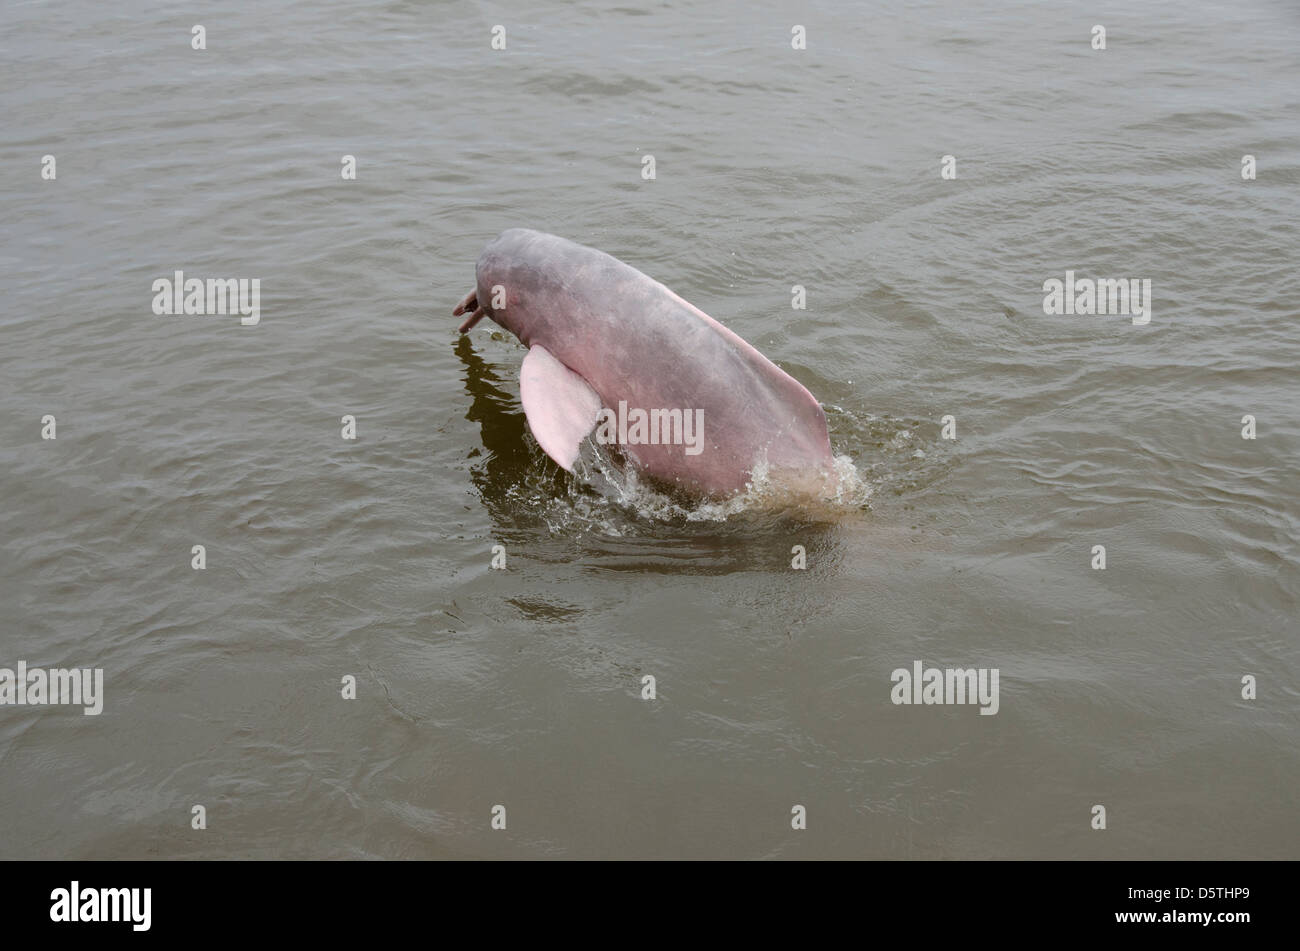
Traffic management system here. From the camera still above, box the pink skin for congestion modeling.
[454,229,835,497]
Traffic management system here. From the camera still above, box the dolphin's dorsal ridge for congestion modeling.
[519,345,601,472]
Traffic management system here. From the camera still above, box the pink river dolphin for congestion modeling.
[454,229,835,497]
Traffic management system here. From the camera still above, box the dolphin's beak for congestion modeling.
[453,288,486,333]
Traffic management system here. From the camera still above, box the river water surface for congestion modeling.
[1,0,1297,858]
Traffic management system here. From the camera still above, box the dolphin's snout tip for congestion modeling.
[453,287,485,332]
[457,310,486,333]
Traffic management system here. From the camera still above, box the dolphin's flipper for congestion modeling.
[519,345,601,471]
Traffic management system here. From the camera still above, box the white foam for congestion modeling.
[569,447,872,525]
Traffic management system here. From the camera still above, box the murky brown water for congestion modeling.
[1,0,1297,858]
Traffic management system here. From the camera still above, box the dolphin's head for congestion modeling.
[455,229,554,345]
